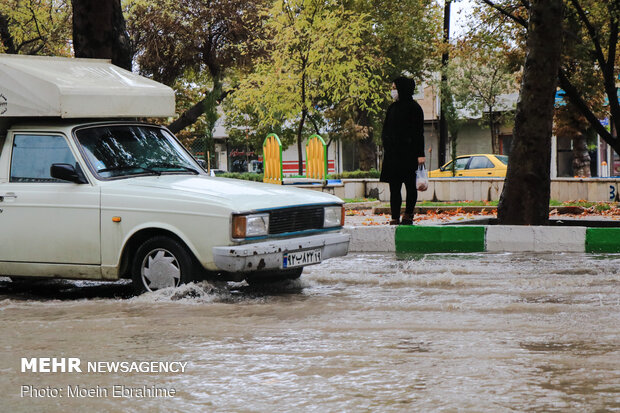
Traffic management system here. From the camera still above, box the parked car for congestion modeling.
[208,168,227,176]
[429,154,508,177]
[0,54,350,294]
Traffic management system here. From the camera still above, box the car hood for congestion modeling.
[102,174,343,211]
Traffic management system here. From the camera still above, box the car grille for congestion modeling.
[269,206,325,235]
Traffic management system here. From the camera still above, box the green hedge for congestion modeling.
[219,172,264,182]
[328,169,381,179]
[218,169,381,181]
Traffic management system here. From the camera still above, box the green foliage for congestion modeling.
[550,200,616,209]
[126,0,270,140]
[225,0,386,167]
[0,0,72,55]
[172,71,219,155]
[126,0,269,85]
[343,197,377,203]
[447,36,519,153]
[219,172,264,182]
[417,200,618,209]
[474,1,620,155]
[328,169,380,179]
[352,0,443,80]
[417,200,498,207]
[222,102,301,151]
[336,0,443,146]
[594,203,611,212]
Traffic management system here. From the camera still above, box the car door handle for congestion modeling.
[0,193,17,201]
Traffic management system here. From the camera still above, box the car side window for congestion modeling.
[454,157,470,170]
[468,156,494,169]
[10,134,77,182]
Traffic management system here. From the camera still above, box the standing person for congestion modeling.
[380,76,425,225]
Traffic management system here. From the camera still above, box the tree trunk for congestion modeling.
[572,132,591,177]
[297,109,307,175]
[358,137,376,171]
[297,69,308,176]
[168,80,223,134]
[438,0,451,166]
[488,110,499,154]
[72,0,132,70]
[497,0,563,225]
[168,97,210,134]
[357,108,376,171]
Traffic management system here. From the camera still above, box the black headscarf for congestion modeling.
[393,76,415,103]
[389,76,417,141]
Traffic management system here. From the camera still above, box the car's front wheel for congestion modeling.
[132,236,194,294]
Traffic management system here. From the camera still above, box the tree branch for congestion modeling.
[15,36,44,53]
[27,3,47,47]
[558,69,615,146]
[480,0,528,28]
[569,0,607,71]
[604,5,620,132]
[308,113,321,134]
[167,87,231,134]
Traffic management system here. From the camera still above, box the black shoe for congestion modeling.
[400,214,413,225]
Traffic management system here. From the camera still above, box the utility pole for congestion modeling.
[438,0,451,166]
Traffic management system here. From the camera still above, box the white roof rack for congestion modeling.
[0,54,175,118]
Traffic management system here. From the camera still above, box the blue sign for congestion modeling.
[555,90,567,107]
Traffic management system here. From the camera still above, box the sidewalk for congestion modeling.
[343,203,620,254]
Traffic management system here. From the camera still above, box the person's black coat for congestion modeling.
[379,77,425,183]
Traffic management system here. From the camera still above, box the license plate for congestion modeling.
[283,248,322,268]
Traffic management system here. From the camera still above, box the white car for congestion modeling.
[0,121,349,293]
[0,54,349,294]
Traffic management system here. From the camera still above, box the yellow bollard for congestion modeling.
[262,133,283,184]
[305,134,327,180]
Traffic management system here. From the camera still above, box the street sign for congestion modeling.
[555,89,567,107]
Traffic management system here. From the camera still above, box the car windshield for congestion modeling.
[496,155,509,165]
[75,125,201,179]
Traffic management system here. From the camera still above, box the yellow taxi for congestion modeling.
[429,154,508,177]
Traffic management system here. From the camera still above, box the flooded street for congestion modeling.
[1,253,619,412]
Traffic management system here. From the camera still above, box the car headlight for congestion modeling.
[324,206,344,228]
[232,213,269,238]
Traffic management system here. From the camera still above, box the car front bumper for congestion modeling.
[212,231,350,273]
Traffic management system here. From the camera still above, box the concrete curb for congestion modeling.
[345,225,620,253]
[486,226,585,252]
[344,226,396,252]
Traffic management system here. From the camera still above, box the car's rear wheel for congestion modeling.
[245,267,303,285]
[132,236,193,294]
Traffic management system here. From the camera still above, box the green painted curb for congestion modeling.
[585,228,620,253]
[395,226,486,253]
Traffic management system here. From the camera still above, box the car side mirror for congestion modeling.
[196,159,206,169]
[50,163,88,184]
